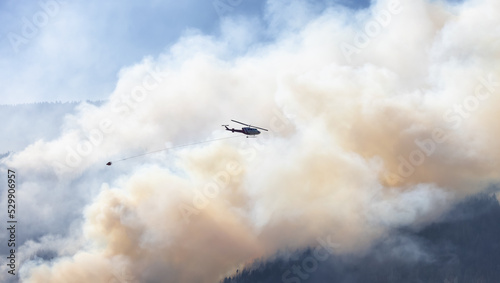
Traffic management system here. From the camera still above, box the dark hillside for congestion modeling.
[223,194,500,283]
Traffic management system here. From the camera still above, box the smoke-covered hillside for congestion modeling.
[224,194,500,283]
[0,101,105,153]
[2,0,500,282]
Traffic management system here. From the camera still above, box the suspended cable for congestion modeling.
[106,135,244,166]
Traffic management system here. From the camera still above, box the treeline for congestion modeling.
[0,100,107,107]
[0,99,107,152]
[223,194,500,283]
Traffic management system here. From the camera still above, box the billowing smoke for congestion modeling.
[2,0,500,282]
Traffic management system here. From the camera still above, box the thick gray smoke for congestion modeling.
[1,0,499,282]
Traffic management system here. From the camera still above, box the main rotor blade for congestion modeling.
[253,126,268,131]
[231,120,250,127]
[231,119,268,131]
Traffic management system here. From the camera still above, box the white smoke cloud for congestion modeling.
[1,0,500,282]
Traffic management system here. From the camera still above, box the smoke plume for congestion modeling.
[2,0,500,282]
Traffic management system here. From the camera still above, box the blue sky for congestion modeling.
[0,0,370,104]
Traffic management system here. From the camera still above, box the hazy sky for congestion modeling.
[2,0,499,282]
[0,0,370,104]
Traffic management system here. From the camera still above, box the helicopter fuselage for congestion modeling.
[224,126,261,135]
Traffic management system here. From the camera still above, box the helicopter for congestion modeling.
[223,120,268,137]
[106,120,269,166]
